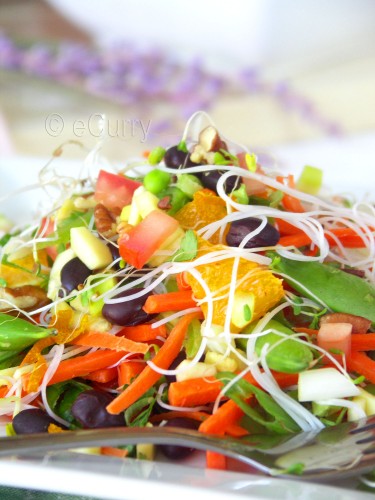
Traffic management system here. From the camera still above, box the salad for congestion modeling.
[0,111,375,470]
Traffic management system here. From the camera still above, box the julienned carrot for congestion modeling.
[176,272,192,291]
[279,228,368,249]
[199,398,246,435]
[48,350,125,385]
[118,324,167,342]
[347,351,375,384]
[275,218,303,236]
[168,372,299,408]
[106,311,201,414]
[83,367,118,383]
[0,386,9,398]
[142,290,198,314]
[101,446,128,459]
[71,332,149,354]
[276,175,305,213]
[206,451,227,470]
[117,360,145,387]
[168,377,224,407]
[150,411,209,424]
[294,327,319,336]
[351,334,375,352]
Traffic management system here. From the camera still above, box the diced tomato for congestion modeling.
[38,217,58,261]
[94,170,141,212]
[237,152,267,196]
[118,210,179,269]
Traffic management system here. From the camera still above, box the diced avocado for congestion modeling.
[70,227,112,270]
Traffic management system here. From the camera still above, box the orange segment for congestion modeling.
[174,189,228,244]
[0,250,50,288]
[187,240,284,329]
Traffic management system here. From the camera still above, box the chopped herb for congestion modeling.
[243,304,252,322]
[0,278,7,287]
[169,229,198,262]
[245,153,257,172]
[231,184,249,204]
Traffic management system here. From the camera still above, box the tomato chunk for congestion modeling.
[95,170,141,212]
[119,210,179,269]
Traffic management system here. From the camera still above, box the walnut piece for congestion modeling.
[94,203,117,239]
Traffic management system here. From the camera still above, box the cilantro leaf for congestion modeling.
[169,230,198,262]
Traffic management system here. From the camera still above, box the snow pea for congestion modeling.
[241,319,314,374]
[0,313,55,351]
[268,252,375,323]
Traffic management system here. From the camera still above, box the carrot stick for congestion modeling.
[347,351,375,384]
[71,332,149,354]
[142,291,198,314]
[82,367,118,383]
[226,423,249,438]
[294,327,319,336]
[117,360,145,387]
[199,399,246,435]
[168,377,224,407]
[106,311,201,414]
[150,411,209,424]
[275,219,303,236]
[176,272,192,291]
[351,334,375,352]
[101,447,128,459]
[168,372,298,408]
[118,324,167,342]
[206,451,227,470]
[48,350,125,385]
[279,228,368,249]
[277,175,305,213]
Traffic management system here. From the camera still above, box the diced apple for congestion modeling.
[298,367,360,402]
[175,360,217,382]
[230,291,255,329]
[70,227,112,270]
[47,248,76,300]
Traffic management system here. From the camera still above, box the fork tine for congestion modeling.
[356,434,375,445]
[350,417,375,435]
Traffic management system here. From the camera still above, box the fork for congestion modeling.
[1,416,375,481]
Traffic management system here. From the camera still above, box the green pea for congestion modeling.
[143,169,171,194]
[242,319,314,373]
[268,252,375,323]
[0,313,55,351]
[148,146,166,165]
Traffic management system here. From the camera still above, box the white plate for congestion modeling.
[0,135,374,499]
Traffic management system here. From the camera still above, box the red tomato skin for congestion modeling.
[119,210,179,269]
[38,217,58,261]
[95,170,141,211]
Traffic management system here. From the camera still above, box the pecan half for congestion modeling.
[94,203,117,239]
